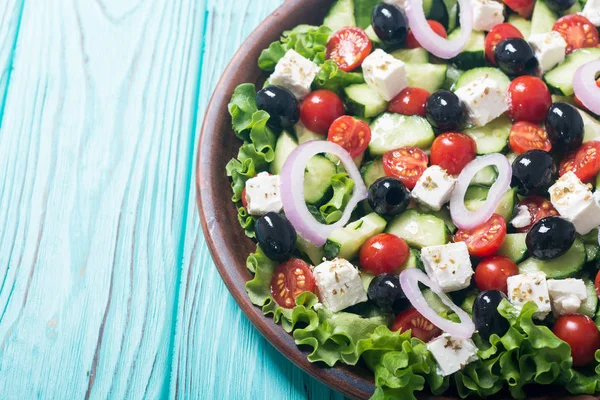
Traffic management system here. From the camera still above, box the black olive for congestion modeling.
[255,212,297,261]
[511,150,557,196]
[545,102,584,153]
[255,85,300,130]
[368,177,411,217]
[526,216,576,260]
[494,38,539,77]
[472,290,510,341]
[368,274,410,312]
[371,3,408,45]
[425,90,465,132]
[544,0,576,12]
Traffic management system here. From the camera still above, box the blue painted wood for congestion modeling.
[0,0,346,398]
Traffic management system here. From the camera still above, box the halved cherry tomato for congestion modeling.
[300,90,345,134]
[382,147,429,189]
[326,27,373,72]
[388,87,430,117]
[241,187,248,208]
[509,122,552,154]
[560,141,600,182]
[515,197,559,233]
[595,270,600,298]
[574,79,600,112]
[485,23,524,65]
[454,214,507,258]
[359,233,410,275]
[270,258,316,309]
[553,314,600,367]
[430,132,477,176]
[391,308,442,343]
[504,0,535,18]
[506,77,552,123]
[406,20,447,49]
[474,256,519,294]
[328,116,372,158]
[553,15,599,54]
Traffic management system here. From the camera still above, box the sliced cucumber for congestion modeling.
[396,248,424,273]
[464,187,518,222]
[406,63,448,93]
[518,239,586,278]
[270,130,298,174]
[369,113,435,155]
[454,67,511,93]
[391,48,430,64]
[585,244,599,262]
[323,0,356,32]
[344,83,389,119]
[415,205,457,233]
[530,0,558,36]
[361,159,386,188]
[304,155,338,204]
[295,122,324,145]
[442,0,459,32]
[365,25,383,46]
[465,115,512,155]
[425,0,450,28]
[577,278,598,317]
[324,213,387,260]
[471,166,498,186]
[353,0,379,29]
[544,48,600,95]
[448,29,485,70]
[581,107,600,143]
[423,288,452,315]
[563,1,582,15]
[297,235,325,266]
[508,14,532,38]
[443,65,465,90]
[497,233,528,263]
[386,209,450,248]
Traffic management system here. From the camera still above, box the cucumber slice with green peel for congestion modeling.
[416,206,457,233]
[365,25,383,46]
[530,0,558,36]
[323,0,356,32]
[508,14,532,38]
[361,272,376,292]
[544,48,600,96]
[304,155,338,204]
[396,248,424,273]
[295,122,324,145]
[406,63,448,93]
[386,209,450,248]
[443,65,465,90]
[497,233,528,263]
[297,236,325,266]
[465,115,512,155]
[576,279,598,317]
[563,1,582,15]
[324,213,387,260]
[585,244,599,262]
[581,108,600,143]
[518,239,586,278]
[464,185,492,201]
[442,0,459,32]
[344,83,389,119]
[361,159,386,188]
[507,152,519,164]
[464,187,518,222]
[448,29,485,70]
[369,113,435,155]
[454,68,511,93]
[423,288,452,315]
[270,130,298,174]
[471,166,498,186]
[391,48,430,64]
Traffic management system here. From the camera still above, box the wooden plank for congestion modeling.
[170,1,346,398]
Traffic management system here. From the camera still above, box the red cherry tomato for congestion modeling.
[574,79,600,111]
[474,256,519,294]
[406,20,447,49]
[326,27,373,72]
[552,314,600,367]
[300,90,345,134]
[241,187,248,208]
[560,141,600,182]
[506,77,552,124]
[382,147,429,189]
[391,308,442,343]
[388,87,430,117]
[485,23,524,65]
[504,0,535,18]
[454,214,507,258]
[430,133,477,176]
[328,116,371,158]
[270,258,317,309]
[595,270,600,298]
[515,197,559,233]
[509,122,552,154]
[359,233,410,275]
[553,15,600,54]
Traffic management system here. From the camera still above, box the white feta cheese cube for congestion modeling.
[383,0,406,10]
[454,75,508,127]
[507,272,551,319]
[313,258,368,312]
[581,0,600,27]
[472,0,505,32]
[411,166,457,211]
[547,278,588,317]
[528,32,567,73]
[427,333,479,376]
[421,242,473,292]
[549,171,600,235]
[362,49,408,101]
[244,172,282,216]
[269,49,320,99]
[511,205,532,229]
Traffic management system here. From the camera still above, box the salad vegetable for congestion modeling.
[225,0,600,398]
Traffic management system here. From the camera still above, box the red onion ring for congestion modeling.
[280,141,368,247]
[450,154,512,230]
[399,268,475,339]
[405,0,473,59]
[573,60,600,116]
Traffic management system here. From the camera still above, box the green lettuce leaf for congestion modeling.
[353,0,381,29]
[319,173,355,224]
[313,60,365,94]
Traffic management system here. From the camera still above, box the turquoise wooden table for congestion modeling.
[0,0,346,398]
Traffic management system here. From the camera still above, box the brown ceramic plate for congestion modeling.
[196,1,595,399]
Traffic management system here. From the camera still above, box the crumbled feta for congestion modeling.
[427,333,479,376]
[549,171,600,235]
[421,242,473,292]
[581,0,600,27]
[511,205,532,229]
[383,0,406,10]
[507,272,551,319]
[362,49,409,101]
[472,0,505,32]
[244,172,282,216]
[313,258,368,312]
[411,166,457,211]
[269,49,320,99]
[454,75,508,127]
[528,32,567,73]
[547,279,588,317]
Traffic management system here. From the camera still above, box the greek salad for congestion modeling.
[225,0,600,398]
